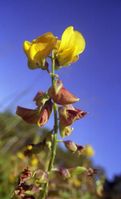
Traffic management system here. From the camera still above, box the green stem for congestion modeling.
[41,51,58,199]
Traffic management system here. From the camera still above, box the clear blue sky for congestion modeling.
[0,0,121,179]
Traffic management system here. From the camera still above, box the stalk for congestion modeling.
[41,51,58,199]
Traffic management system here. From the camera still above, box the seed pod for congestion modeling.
[64,140,77,153]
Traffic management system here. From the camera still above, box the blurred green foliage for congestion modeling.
[0,112,120,199]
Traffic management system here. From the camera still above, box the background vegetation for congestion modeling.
[0,112,121,199]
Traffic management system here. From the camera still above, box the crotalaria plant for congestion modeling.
[15,26,95,199]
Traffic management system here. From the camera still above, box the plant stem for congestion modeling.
[41,51,58,199]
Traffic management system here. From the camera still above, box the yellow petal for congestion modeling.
[55,26,86,67]
[23,32,57,69]
[23,41,31,56]
[29,43,47,60]
[34,32,56,43]
[57,50,73,66]
[57,48,78,66]
[82,145,95,157]
[58,26,74,52]
[55,39,61,49]
[72,31,86,56]
[31,32,57,59]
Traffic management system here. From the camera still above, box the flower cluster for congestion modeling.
[23,26,85,70]
[16,78,86,138]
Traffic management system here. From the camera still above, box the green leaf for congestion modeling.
[71,166,87,176]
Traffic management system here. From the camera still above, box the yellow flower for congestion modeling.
[23,32,57,69]
[31,155,38,167]
[82,145,95,157]
[55,26,86,68]
[27,145,33,150]
[17,152,25,160]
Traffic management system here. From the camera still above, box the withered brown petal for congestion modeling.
[48,86,79,105]
[33,91,45,106]
[38,99,53,126]
[59,106,87,126]
[16,100,53,126]
[16,106,40,124]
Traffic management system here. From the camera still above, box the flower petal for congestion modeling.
[58,26,74,52]
[72,31,86,56]
[59,105,87,126]
[23,32,57,70]
[16,106,40,124]
[16,100,53,127]
[48,80,79,105]
[23,41,31,56]
[30,33,57,60]
[55,26,86,67]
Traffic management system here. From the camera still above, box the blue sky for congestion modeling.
[0,0,121,179]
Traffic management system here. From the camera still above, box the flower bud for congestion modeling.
[70,166,87,176]
[64,140,77,152]
[77,144,94,157]
[45,134,53,150]
[59,124,73,138]
[59,168,71,179]
[82,145,94,157]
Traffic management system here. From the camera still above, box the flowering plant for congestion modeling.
[15,26,95,199]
